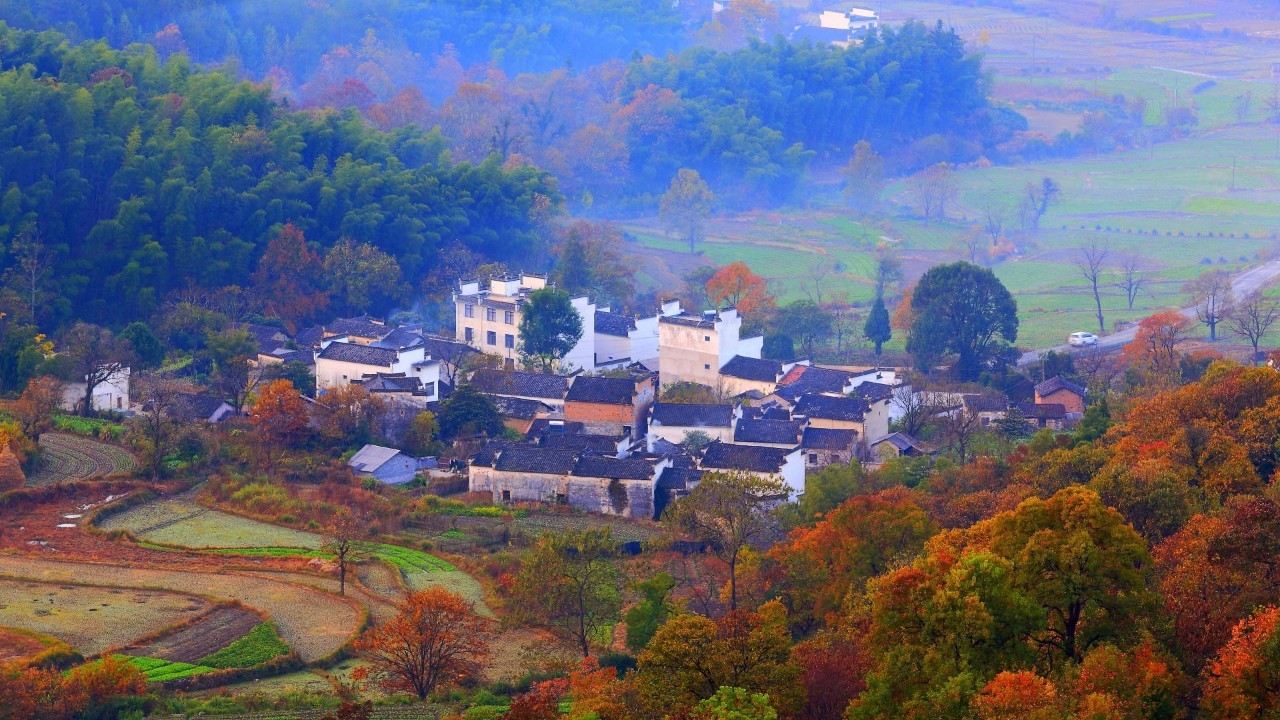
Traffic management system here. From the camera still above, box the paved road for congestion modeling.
[1017,258,1280,366]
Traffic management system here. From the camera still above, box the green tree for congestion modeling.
[762,333,794,360]
[1074,397,1111,446]
[994,405,1035,441]
[842,141,885,212]
[119,322,164,368]
[518,287,584,372]
[694,687,777,720]
[438,384,505,439]
[863,296,892,356]
[776,300,833,359]
[323,238,405,316]
[404,411,443,456]
[513,528,622,657]
[625,572,677,653]
[664,471,789,610]
[660,168,715,253]
[906,261,1018,381]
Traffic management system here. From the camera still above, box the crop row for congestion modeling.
[373,543,455,573]
[198,622,290,669]
[116,655,215,682]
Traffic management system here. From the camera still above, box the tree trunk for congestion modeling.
[339,559,346,596]
[1092,283,1104,333]
[728,554,738,611]
[82,382,96,418]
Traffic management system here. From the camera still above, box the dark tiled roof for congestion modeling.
[542,433,621,453]
[470,369,569,400]
[719,355,782,382]
[793,394,870,422]
[649,437,683,455]
[357,373,421,392]
[573,455,655,480]
[317,341,399,366]
[371,327,426,350]
[1020,401,1067,419]
[874,432,930,453]
[485,394,554,420]
[595,310,637,337]
[327,316,388,339]
[742,403,791,421]
[701,442,794,473]
[962,392,1010,413]
[494,446,579,474]
[658,467,703,490]
[853,381,895,403]
[294,325,325,349]
[271,348,315,366]
[421,334,479,360]
[734,418,803,445]
[169,393,232,422]
[650,403,734,428]
[1036,376,1086,398]
[802,427,857,451]
[659,313,716,329]
[775,365,855,402]
[566,376,636,405]
[470,440,518,467]
[526,419,587,439]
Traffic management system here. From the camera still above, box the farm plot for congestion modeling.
[26,433,136,486]
[99,498,323,550]
[0,556,362,662]
[0,578,210,655]
[123,605,262,664]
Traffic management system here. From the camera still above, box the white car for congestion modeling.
[1068,331,1098,347]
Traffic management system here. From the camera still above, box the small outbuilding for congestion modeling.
[347,444,418,485]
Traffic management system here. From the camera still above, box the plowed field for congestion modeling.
[123,605,262,664]
[26,433,136,485]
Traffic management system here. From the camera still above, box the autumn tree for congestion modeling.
[906,261,1018,380]
[693,687,777,720]
[323,238,406,316]
[324,515,372,596]
[513,528,622,657]
[1121,311,1189,377]
[1227,291,1280,362]
[1187,269,1234,342]
[863,296,892,355]
[1077,241,1110,333]
[57,322,134,417]
[660,168,714,253]
[970,672,1063,720]
[1201,605,1280,719]
[634,602,802,717]
[842,141,885,212]
[251,223,328,332]
[204,328,262,413]
[707,262,774,317]
[130,374,184,481]
[664,471,788,611]
[355,588,492,700]
[553,221,635,311]
[793,630,869,720]
[12,376,63,440]
[404,411,443,457]
[249,379,309,449]
[625,572,677,653]
[315,384,387,445]
[519,287,584,372]
[904,162,956,223]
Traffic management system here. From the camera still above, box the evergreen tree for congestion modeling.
[863,296,892,356]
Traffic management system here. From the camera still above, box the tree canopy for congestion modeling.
[906,261,1018,380]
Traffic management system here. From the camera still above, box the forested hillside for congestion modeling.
[0,23,556,328]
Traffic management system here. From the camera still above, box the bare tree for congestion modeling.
[1024,178,1061,233]
[957,227,984,264]
[1073,346,1124,396]
[873,252,902,299]
[940,404,984,464]
[1186,269,1234,342]
[60,322,134,417]
[1077,241,1110,333]
[1234,91,1254,123]
[978,196,1005,247]
[131,374,184,482]
[893,382,940,438]
[4,228,53,324]
[905,162,957,223]
[1227,292,1280,363]
[324,515,371,596]
[1116,255,1147,310]
[805,259,834,305]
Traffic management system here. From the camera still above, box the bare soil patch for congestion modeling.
[122,605,262,664]
[0,627,49,663]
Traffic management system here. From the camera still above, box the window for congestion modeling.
[486,331,497,345]
[504,311,514,324]
[424,382,436,397]
[502,490,511,502]
[486,307,497,321]
[504,334,515,349]
[809,453,818,464]
[704,335,711,342]
[704,364,711,370]
[117,396,123,409]
[464,304,474,319]
[556,493,568,505]
[464,327,474,342]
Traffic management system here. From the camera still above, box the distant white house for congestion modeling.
[454,273,596,373]
[348,444,418,485]
[61,366,130,414]
[314,340,440,403]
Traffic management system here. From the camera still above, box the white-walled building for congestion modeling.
[658,305,764,389]
[454,273,596,372]
[314,340,440,402]
[61,366,130,414]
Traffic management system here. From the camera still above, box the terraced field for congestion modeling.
[26,432,136,486]
[0,578,210,655]
[123,605,263,664]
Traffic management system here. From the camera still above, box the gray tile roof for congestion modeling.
[526,419,587,439]
[853,381,896,403]
[658,467,702,490]
[470,369,569,400]
[485,394,554,420]
[802,427,857,451]
[348,444,403,473]
[962,391,1010,413]
[1035,376,1086,398]
[700,441,794,473]
[541,433,622,453]
[1019,401,1067,419]
[327,316,389,339]
[734,418,803,445]
[357,373,421,392]
[650,403,734,428]
[371,327,426,350]
[572,455,655,480]
[719,355,782,382]
[793,393,870,422]
[493,446,579,474]
[873,432,930,453]
[317,341,399,366]
[566,376,636,405]
[775,365,855,402]
[594,310,637,337]
[168,393,233,422]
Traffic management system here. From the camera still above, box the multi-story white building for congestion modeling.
[454,274,595,372]
[314,340,440,402]
[657,304,764,390]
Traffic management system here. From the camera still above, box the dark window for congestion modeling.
[464,327,474,342]
[504,311,514,324]
[424,382,436,397]
[502,490,511,502]
[704,364,711,370]
[809,453,818,464]
[556,493,568,505]
[486,331,497,345]
[464,304,474,318]
[504,334,515,348]
[486,308,497,321]
[704,335,711,342]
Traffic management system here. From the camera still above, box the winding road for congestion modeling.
[1017,258,1280,366]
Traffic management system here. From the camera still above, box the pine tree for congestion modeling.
[863,296,892,355]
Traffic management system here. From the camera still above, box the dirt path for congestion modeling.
[0,555,361,662]
[26,433,136,486]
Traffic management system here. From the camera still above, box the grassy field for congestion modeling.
[0,578,210,655]
[100,499,325,549]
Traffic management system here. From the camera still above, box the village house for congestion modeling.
[962,391,1011,427]
[348,444,419,485]
[563,373,657,438]
[468,369,569,412]
[486,395,556,435]
[647,402,739,450]
[698,441,805,497]
[594,304,679,369]
[454,273,596,372]
[1019,401,1069,431]
[791,393,890,444]
[169,393,236,423]
[468,444,669,519]
[61,366,130,414]
[733,417,805,448]
[1035,376,1087,414]
[718,355,786,397]
[323,316,393,346]
[870,432,934,464]
[354,373,436,407]
[314,341,440,402]
[801,427,859,468]
[658,305,764,390]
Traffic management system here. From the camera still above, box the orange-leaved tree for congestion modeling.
[251,222,328,332]
[1121,311,1189,377]
[706,261,774,317]
[355,587,493,700]
[1201,605,1280,719]
[1,654,146,720]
